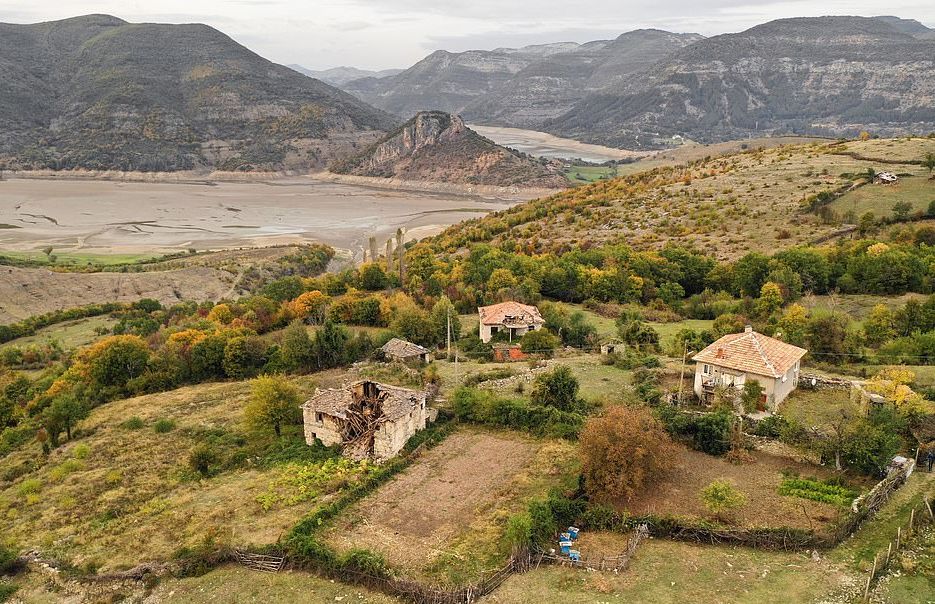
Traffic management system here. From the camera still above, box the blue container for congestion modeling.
[559,540,572,554]
[568,526,580,540]
[560,532,571,541]
[569,550,581,561]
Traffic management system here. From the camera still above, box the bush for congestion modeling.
[16,478,40,497]
[122,416,145,430]
[530,365,581,412]
[0,542,18,574]
[580,405,677,503]
[657,407,732,456]
[463,367,515,387]
[519,329,561,357]
[189,445,219,477]
[451,387,585,439]
[153,418,175,434]
[700,480,746,521]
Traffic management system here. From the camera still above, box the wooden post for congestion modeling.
[885,542,892,567]
[909,509,915,536]
[896,526,901,551]
[863,553,878,601]
[925,497,934,521]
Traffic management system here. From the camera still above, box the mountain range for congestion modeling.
[340,15,935,148]
[0,14,395,171]
[288,65,403,86]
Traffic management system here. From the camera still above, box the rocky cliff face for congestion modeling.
[0,15,397,171]
[547,16,935,148]
[331,111,567,188]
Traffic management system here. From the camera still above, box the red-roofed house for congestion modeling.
[477,301,545,343]
[691,326,807,410]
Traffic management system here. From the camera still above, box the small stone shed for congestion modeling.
[478,301,545,343]
[303,380,428,461]
[691,326,807,411]
[380,337,433,363]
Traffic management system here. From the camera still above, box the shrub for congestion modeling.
[122,417,145,430]
[189,445,219,477]
[740,381,765,413]
[153,418,175,434]
[0,542,18,574]
[700,480,746,521]
[16,478,40,498]
[657,407,732,456]
[530,365,581,412]
[72,443,91,459]
[580,405,677,503]
[463,367,515,387]
[519,329,561,357]
[451,387,584,438]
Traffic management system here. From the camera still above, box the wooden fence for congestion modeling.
[860,492,935,602]
[233,550,285,573]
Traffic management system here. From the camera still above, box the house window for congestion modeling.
[794,361,800,372]
[703,364,711,375]
[782,375,787,383]
[316,412,323,423]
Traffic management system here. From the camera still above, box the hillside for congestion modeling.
[0,15,397,172]
[343,32,699,129]
[547,16,935,148]
[429,136,935,260]
[330,111,568,188]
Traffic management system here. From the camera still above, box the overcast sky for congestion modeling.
[1,0,933,70]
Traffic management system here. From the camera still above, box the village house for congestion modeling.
[691,326,807,411]
[302,380,428,461]
[477,301,545,343]
[380,337,433,363]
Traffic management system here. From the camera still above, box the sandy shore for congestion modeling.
[469,124,650,163]
[0,174,534,260]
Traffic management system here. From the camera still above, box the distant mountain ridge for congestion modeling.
[343,31,701,127]
[0,14,397,171]
[330,111,568,188]
[289,65,403,86]
[547,16,935,148]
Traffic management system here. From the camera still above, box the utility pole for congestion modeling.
[677,341,690,405]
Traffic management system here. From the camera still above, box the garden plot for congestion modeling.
[324,427,578,582]
[622,446,861,531]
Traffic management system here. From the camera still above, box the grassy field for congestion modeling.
[777,387,860,429]
[830,175,935,218]
[0,371,365,571]
[563,164,618,184]
[804,293,926,325]
[0,315,117,352]
[0,249,161,266]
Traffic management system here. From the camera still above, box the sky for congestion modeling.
[1,0,933,70]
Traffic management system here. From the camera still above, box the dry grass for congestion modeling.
[621,446,852,531]
[324,427,579,584]
[0,371,357,571]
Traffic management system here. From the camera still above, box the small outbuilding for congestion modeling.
[303,380,428,461]
[478,301,545,343]
[600,339,625,355]
[380,337,433,363]
[691,326,807,411]
[875,171,899,185]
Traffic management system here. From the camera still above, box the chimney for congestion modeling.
[716,348,725,359]
[744,325,753,333]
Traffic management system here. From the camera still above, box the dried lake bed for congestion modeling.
[0,176,528,259]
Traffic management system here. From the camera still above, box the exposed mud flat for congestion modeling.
[469,124,648,163]
[0,175,527,259]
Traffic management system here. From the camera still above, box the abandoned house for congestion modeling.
[875,171,899,185]
[302,380,428,461]
[691,326,808,411]
[478,301,545,343]
[380,337,433,363]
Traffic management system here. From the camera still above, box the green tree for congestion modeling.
[244,374,301,437]
[530,365,579,411]
[359,263,389,291]
[391,307,435,347]
[85,335,150,390]
[222,336,268,379]
[315,320,350,369]
[755,281,783,317]
[280,320,315,370]
[520,329,561,357]
[700,480,746,522]
[892,201,913,222]
[740,380,765,413]
[45,394,88,443]
[863,304,897,348]
[616,311,659,349]
[858,212,877,237]
[923,151,935,175]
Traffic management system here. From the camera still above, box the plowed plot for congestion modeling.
[623,447,857,530]
[325,429,572,579]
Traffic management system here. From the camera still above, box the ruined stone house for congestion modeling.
[380,337,433,363]
[302,380,428,461]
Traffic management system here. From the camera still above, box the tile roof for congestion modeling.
[692,329,807,378]
[478,301,545,327]
[380,337,430,358]
[302,380,425,422]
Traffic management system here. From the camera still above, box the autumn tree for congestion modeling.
[580,405,677,503]
[244,374,301,437]
[44,394,88,444]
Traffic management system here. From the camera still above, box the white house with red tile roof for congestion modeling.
[477,301,544,343]
[691,326,807,410]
